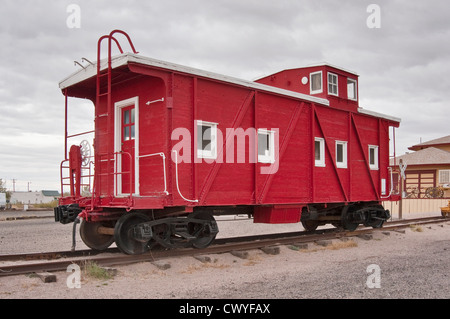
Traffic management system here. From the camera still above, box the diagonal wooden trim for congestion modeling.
[314,107,349,202]
[351,113,380,199]
[198,91,255,205]
[258,102,305,203]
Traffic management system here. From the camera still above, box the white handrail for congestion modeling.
[172,150,198,203]
[138,152,169,195]
[380,167,395,199]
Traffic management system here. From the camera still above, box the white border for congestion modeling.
[315,137,325,167]
[114,96,140,195]
[59,54,402,124]
[196,120,218,160]
[368,145,379,170]
[257,129,276,164]
[59,53,330,107]
[347,78,358,101]
[310,71,323,95]
[335,140,348,168]
[327,72,339,96]
[357,108,401,123]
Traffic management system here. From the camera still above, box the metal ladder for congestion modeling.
[92,30,139,208]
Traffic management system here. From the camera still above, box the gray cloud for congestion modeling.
[0,0,449,191]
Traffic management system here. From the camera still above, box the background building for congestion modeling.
[391,135,450,198]
[9,190,60,205]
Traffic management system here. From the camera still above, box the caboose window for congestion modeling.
[197,121,217,159]
[258,129,275,163]
[328,72,338,96]
[310,71,322,94]
[369,145,379,170]
[315,137,325,167]
[122,107,135,140]
[336,141,348,168]
[347,78,357,100]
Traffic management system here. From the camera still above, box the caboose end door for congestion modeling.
[114,97,139,196]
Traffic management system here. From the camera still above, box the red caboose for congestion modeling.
[55,30,400,254]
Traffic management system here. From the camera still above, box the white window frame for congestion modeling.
[114,96,140,196]
[315,137,325,167]
[368,145,379,170]
[257,129,275,163]
[335,141,348,168]
[310,71,323,94]
[439,170,450,184]
[197,120,218,159]
[347,78,357,101]
[327,72,338,96]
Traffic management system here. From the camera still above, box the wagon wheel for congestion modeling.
[114,213,152,255]
[80,220,114,251]
[425,187,444,198]
[406,186,419,198]
[79,140,91,166]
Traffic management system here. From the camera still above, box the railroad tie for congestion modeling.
[35,272,57,283]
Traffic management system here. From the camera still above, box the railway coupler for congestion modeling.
[54,204,82,224]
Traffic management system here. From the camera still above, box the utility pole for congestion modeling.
[398,159,407,220]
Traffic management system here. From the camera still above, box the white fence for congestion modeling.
[383,199,448,219]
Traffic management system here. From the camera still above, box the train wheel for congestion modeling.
[189,212,218,249]
[367,204,387,228]
[114,213,151,255]
[80,220,115,251]
[341,206,359,231]
[301,220,320,231]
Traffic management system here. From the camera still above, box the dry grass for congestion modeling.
[301,239,358,252]
[409,224,423,232]
[327,240,358,250]
[181,262,230,274]
[243,255,262,266]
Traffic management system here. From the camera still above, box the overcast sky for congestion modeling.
[0,0,449,192]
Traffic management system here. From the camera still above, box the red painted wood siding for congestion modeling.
[88,63,396,210]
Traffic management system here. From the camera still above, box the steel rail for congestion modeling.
[0,215,443,262]
[0,216,447,277]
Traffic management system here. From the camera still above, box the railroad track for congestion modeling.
[0,215,447,277]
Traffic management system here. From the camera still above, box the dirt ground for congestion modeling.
[0,215,449,301]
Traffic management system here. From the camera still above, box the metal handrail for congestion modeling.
[60,158,94,197]
[138,152,169,195]
[95,152,133,197]
[67,130,95,139]
[172,150,198,203]
[60,30,140,209]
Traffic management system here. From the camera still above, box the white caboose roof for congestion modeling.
[59,53,400,123]
[60,53,330,106]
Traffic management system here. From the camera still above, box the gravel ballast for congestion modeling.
[0,212,449,299]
